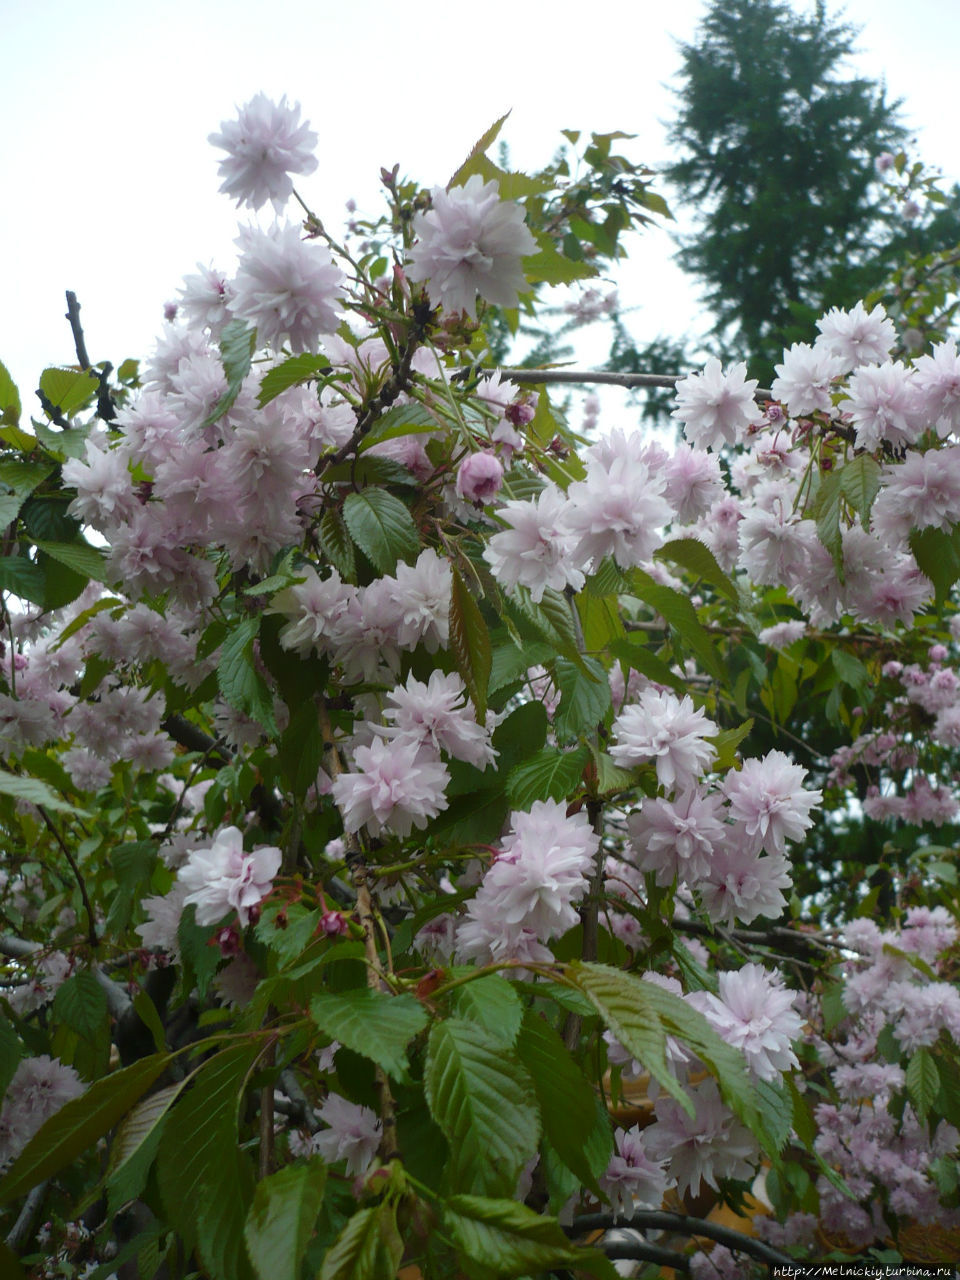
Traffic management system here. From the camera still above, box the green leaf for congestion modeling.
[448,974,524,1046]
[33,538,108,582]
[38,367,99,418]
[0,494,22,527]
[342,489,419,574]
[449,566,491,722]
[810,467,844,570]
[245,1161,327,1280]
[523,240,597,286]
[443,1195,616,1279]
[257,353,334,407]
[319,1206,378,1280]
[0,554,46,604]
[568,961,692,1116]
[0,360,21,425]
[831,647,869,694]
[0,459,54,495]
[52,970,108,1040]
[425,1018,540,1196]
[319,507,356,580]
[630,569,725,681]
[906,1048,941,1122]
[654,536,739,602]
[157,1042,261,1274]
[35,550,87,610]
[205,320,256,426]
[609,636,685,694]
[358,402,438,451]
[309,989,429,1082]
[707,719,754,771]
[218,617,277,735]
[0,1053,170,1204]
[106,1079,184,1206]
[449,112,512,188]
[0,769,87,815]
[505,744,589,809]
[909,525,960,608]
[32,417,89,459]
[840,454,882,524]
[553,656,611,743]
[515,1011,612,1193]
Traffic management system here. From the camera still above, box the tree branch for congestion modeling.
[37,805,98,950]
[570,1209,794,1268]
[65,291,91,370]
[499,367,774,399]
[4,1180,49,1251]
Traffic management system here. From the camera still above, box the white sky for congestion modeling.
[3,0,959,411]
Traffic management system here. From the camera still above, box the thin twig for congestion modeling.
[65,291,91,370]
[37,805,98,950]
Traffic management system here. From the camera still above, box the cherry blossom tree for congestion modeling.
[0,98,959,1280]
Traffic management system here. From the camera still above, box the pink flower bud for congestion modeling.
[216,925,242,956]
[320,909,349,937]
[456,450,503,504]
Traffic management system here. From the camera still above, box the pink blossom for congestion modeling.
[313,1095,380,1175]
[599,1125,671,1219]
[380,670,496,769]
[692,963,804,1081]
[645,1079,757,1199]
[610,690,717,793]
[722,750,821,855]
[406,175,536,318]
[231,223,344,353]
[672,358,760,452]
[815,301,896,370]
[178,826,281,926]
[772,342,845,414]
[331,736,449,837]
[208,93,318,213]
[483,485,584,602]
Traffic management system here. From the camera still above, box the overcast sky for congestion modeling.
[3,0,959,412]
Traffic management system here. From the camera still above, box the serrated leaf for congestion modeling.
[523,240,598,286]
[217,617,277,735]
[448,112,512,188]
[448,974,523,1045]
[319,507,356,579]
[449,566,491,722]
[707,719,754,771]
[309,989,428,1082]
[32,416,89,459]
[0,1053,170,1204]
[204,320,256,426]
[566,961,691,1116]
[245,1161,327,1280]
[654,536,738,602]
[906,1048,941,1121]
[505,745,589,809]
[33,538,107,582]
[515,1011,612,1194]
[553,656,611,743]
[443,1195,616,1279]
[0,769,87,815]
[319,1206,378,1280]
[342,489,419,574]
[257,353,333,407]
[840,454,882,524]
[52,970,108,1040]
[38,367,99,417]
[810,467,844,570]
[831,647,869,693]
[0,360,21,425]
[425,1018,540,1196]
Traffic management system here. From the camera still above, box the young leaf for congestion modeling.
[217,617,277,735]
[257,353,333,407]
[319,1206,378,1280]
[553,656,611,743]
[52,970,109,1041]
[0,360,21,425]
[630,569,725,682]
[654,536,739,602]
[447,974,524,1046]
[906,1048,941,1122]
[33,538,108,583]
[0,769,88,816]
[204,320,256,426]
[425,1018,540,1196]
